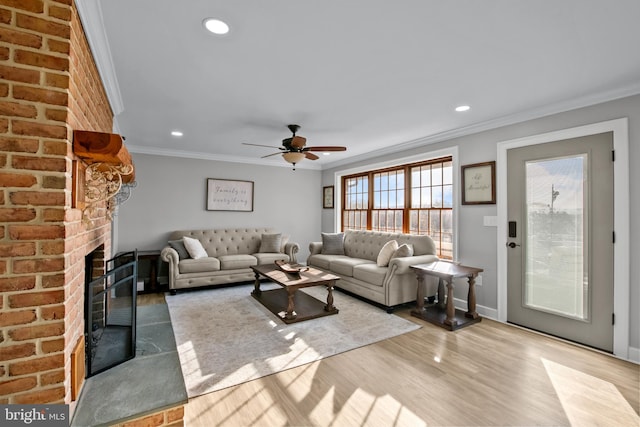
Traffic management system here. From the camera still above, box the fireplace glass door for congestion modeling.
[86,251,138,377]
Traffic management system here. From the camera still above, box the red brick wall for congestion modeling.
[1,0,113,404]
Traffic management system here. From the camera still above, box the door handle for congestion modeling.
[507,242,520,248]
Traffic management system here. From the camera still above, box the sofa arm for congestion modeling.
[284,242,300,263]
[388,254,439,275]
[308,242,322,256]
[160,246,179,289]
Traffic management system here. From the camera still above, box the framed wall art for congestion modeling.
[323,185,334,209]
[461,161,496,205]
[207,178,254,211]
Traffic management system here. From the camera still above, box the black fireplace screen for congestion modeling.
[85,251,137,377]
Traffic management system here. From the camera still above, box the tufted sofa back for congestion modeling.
[167,227,276,258]
[343,229,437,261]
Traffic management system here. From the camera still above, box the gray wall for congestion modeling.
[322,94,640,351]
[115,154,322,262]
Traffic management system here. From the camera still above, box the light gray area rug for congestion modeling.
[165,283,420,397]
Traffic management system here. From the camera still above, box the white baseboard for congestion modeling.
[628,346,640,364]
[453,297,498,320]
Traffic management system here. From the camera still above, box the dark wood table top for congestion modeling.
[252,264,340,288]
[411,261,483,280]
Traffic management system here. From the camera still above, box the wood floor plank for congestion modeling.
[183,306,640,426]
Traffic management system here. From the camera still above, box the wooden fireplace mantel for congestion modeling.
[72,130,135,182]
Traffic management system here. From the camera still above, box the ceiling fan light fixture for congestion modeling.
[203,18,230,35]
[282,152,305,164]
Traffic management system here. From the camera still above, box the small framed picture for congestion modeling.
[323,185,334,209]
[461,161,496,205]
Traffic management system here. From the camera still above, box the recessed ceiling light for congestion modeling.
[203,18,230,35]
[171,130,183,137]
[323,152,331,156]
[455,105,471,112]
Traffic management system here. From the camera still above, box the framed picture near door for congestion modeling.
[461,161,496,205]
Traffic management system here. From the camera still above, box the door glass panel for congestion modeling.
[524,154,588,320]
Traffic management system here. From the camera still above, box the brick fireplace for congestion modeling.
[1,0,114,406]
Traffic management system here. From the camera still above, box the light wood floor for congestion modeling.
[178,303,639,427]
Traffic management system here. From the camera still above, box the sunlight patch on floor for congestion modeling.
[331,388,426,427]
[542,358,640,426]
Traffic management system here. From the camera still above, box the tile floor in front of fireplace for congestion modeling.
[71,295,188,426]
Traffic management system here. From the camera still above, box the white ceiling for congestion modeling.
[79,0,640,170]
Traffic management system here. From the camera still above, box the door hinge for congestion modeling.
[612,313,615,325]
[613,231,616,243]
[612,150,615,161]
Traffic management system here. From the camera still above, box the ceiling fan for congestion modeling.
[243,124,347,169]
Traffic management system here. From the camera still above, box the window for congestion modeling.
[342,157,453,258]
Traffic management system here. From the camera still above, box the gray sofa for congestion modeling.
[160,227,299,293]
[307,229,439,311]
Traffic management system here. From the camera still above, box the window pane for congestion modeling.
[432,163,442,186]
[421,167,430,186]
[409,210,418,233]
[432,186,443,208]
[389,191,397,208]
[430,211,441,234]
[411,188,420,208]
[421,188,431,208]
[443,184,453,208]
[443,161,453,185]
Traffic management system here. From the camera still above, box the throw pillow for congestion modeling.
[321,232,345,255]
[183,236,208,259]
[259,233,282,253]
[168,239,190,260]
[391,243,414,260]
[377,240,399,267]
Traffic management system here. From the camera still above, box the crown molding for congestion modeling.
[76,0,124,115]
[126,145,323,170]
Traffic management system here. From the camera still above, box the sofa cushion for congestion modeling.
[391,243,414,259]
[353,264,388,287]
[308,254,348,270]
[179,257,220,273]
[218,254,257,270]
[169,239,190,259]
[183,236,208,259]
[254,252,289,265]
[330,257,375,277]
[259,233,282,253]
[376,240,398,266]
[321,232,345,255]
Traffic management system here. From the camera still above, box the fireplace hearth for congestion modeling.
[85,250,138,377]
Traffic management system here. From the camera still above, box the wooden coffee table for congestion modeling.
[251,264,340,324]
[410,261,483,331]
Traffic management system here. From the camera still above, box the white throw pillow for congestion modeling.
[183,236,208,259]
[377,240,399,267]
[391,243,414,260]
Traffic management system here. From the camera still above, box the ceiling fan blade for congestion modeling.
[305,146,347,152]
[243,142,282,149]
[261,152,283,158]
[290,136,306,149]
[305,152,319,160]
